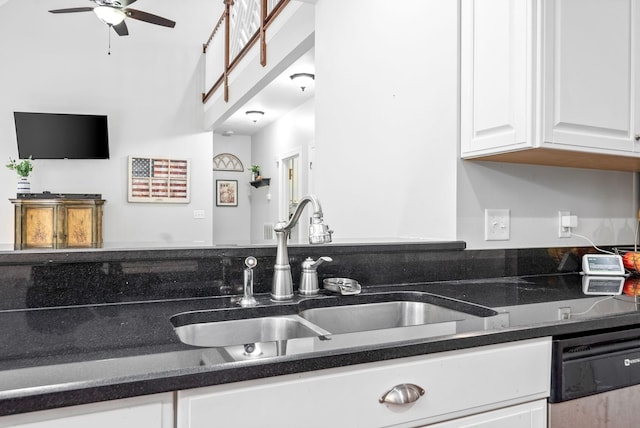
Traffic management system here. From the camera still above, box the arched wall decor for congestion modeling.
[213,153,244,171]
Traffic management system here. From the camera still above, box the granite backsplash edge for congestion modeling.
[0,243,611,311]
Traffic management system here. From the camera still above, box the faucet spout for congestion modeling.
[272,195,332,301]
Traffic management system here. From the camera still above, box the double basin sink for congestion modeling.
[170,292,500,361]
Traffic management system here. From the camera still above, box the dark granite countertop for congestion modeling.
[1,272,639,417]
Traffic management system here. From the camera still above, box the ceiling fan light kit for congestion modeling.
[49,0,176,37]
[93,6,125,25]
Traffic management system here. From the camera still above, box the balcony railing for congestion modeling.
[202,0,291,104]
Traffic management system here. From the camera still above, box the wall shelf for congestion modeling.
[250,178,271,188]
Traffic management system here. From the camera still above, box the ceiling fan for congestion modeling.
[49,0,176,36]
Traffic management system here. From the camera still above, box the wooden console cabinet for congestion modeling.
[10,198,105,250]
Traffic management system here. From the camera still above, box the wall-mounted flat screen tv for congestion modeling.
[13,112,110,159]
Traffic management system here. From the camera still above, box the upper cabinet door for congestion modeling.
[460,0,534,156]
[544,0,638,153]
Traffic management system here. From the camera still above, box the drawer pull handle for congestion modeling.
[379,383,425,405]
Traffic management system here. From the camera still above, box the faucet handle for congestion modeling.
[303,256,333,270]
[299,256,333,296]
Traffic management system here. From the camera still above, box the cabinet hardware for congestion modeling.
[379,383,425,405]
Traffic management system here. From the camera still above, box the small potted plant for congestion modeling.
[6,156,33,193]
[249,164,261,181]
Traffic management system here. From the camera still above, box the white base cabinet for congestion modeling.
[0,339,551,428]
[461,0,640,171]
[427,400,547,428]
[177,338,551,428]
[0,393,174,428]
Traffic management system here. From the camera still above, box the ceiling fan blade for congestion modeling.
[124,8,176,28]
[49,7,94,14]
[113,20,129,36]
[119,0,138,6]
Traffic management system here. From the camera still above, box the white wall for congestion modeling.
[314,0,458,242]
[313,0,637,249]
[0,0,218,248]
[212,135,252,245]
[456,160,637,249]
[250,98,314,244]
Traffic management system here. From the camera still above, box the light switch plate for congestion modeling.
[485,209,510,241]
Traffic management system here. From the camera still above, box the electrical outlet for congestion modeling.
[193,210,205,219]
[558,307,571,320]
[558,211,570,238]
[485,209,510,241]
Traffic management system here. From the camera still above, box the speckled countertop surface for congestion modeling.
[1,272,639,417]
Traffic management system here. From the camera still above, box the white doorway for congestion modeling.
[279,149,302,242]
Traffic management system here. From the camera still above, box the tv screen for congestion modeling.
[13,112,110,159]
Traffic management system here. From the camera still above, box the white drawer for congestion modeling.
[177,337,551,428]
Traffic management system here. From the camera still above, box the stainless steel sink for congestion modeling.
[170,293,499,361]
[172,314,330,348]
[298,301,468,334]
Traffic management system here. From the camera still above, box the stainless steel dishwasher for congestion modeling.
[549,326,640,428]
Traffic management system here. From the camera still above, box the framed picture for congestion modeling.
[216,180,238,207]
[127,156,190,203]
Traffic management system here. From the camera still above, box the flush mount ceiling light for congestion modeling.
[290,73,315,92]
[246,110,265,123]
[93,6,126,25]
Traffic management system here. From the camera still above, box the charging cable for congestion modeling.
[571,232,615,255]
[568,296,616,318]
[559,214,616,255]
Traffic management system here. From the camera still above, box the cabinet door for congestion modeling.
[544,0,638,153]
[461,0,534,156]
[63,206,95,247]
[426,399,547,428]
[23,206,56,249]
[0,393,174,428]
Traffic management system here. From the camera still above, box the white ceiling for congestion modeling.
[213,48,315,137]
[7,0,313,137]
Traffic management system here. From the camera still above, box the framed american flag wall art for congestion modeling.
[128,156,190,203]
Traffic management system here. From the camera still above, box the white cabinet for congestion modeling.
[0,393,174,428]
[461,0,640,171]
[460,0,534,157]
[427,399,547,428]
[543,0,639,153]
[177,338,551,428]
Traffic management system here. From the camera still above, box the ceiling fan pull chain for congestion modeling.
[107,24,112,55]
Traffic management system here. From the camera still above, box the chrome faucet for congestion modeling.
[272,195,333,301]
